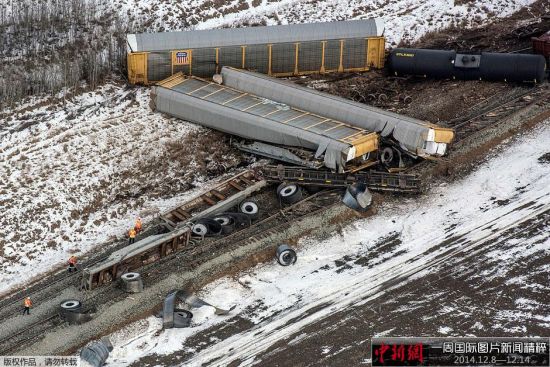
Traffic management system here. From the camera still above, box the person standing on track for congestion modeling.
[128,228,136,245]
[23,297,32,315]
[68,255,78,273]
[134,217,142,234]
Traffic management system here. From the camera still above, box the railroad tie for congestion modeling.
[171,210,187,222]
[210,189,226,201]
[239,176,254,185]
[228,181,244,191]
[176,208,191,219]
[202,196,217,206]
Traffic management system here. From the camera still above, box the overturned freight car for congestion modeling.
[150,73,379,171]
[219,67,454,160]
[127,19,385,84]
[388,48,547,83]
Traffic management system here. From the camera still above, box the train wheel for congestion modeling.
[277,183,302,204]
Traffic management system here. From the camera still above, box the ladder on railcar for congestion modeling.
[260,165,421,193]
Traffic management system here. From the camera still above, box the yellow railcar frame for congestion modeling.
[127,37,386,85]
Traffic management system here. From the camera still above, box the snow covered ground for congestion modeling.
[0,84,241,295]
[104,121,550,366]
[115,0,537,46]
[1,0,539,296]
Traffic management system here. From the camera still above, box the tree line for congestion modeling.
[0,0,147,108]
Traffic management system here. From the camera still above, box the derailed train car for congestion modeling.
[219,66,454,160]
[127,19,386,84]
[388,48,547,83]
[150,73,380,172]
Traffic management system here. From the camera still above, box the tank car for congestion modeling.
[388,48,546,83]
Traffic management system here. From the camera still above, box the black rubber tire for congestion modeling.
[276,244,297,266]
[192,218,222,237]
[277,183,302,204]
[192,223,208,236]
[60,299,82,311]
[380,146,394,166]
[213,215,236,235]
[239,200,259,219]
[174,309,193,319]
[120,272,140,282]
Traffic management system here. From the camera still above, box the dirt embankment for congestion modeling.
[303,0,549,123]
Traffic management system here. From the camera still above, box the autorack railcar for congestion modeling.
[127,19,386,84]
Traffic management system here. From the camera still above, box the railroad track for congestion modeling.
[406,83,550,175]
[0,228,159,321]
[0,187,344,355]
[191,198,550,365]
[2,77,548,355]
[445,84,550,141]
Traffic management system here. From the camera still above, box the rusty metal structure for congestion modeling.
[80,167,421,290]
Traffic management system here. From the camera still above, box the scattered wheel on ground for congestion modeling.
[121,272,144,293]
[213,214,236,235]
[276,244,297,266]
[239,200,259,219]
[277,183,302,204]
[213,216,231,226]
[192,223,208,236]
[121,272,140,282]
[60,300,82,311]
[59,299,90,324]
[192,218,222,237]
[380,146,395,166]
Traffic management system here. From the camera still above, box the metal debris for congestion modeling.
[162,290,230,329]
[59,299,92,325]
[342,183,372,212]
[120,272,144,293]
[80,337,112,367]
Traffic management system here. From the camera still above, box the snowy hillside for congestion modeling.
[0,0,541,299]
[107,119,550,366]
[116,0,536,45]
[0,84,241,294]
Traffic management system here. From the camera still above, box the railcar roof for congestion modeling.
[127,19,384,52]
[157,73,377,147]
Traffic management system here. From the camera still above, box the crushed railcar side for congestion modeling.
[219,66,455,159]
[150,73,380,172]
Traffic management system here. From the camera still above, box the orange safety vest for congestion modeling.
[135,219,142,230]
[24,298,32,307]
[129,229,136,238]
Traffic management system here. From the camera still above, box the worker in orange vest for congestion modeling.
[23,297,32,315]
[68,255,78,273]
[128,228,136,245]
[134,217,143,234]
